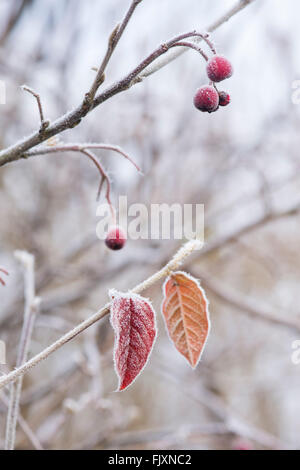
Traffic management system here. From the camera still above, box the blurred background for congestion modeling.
[0,0,300,450]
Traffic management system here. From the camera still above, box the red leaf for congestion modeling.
[110,290,157,391]
[161,271,210,368]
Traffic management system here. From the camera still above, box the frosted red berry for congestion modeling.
[105,225,127,251]
[193,85,219,113]
[218,91,230,106]
[206,55,233,82]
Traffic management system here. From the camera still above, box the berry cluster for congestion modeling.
[194,55,233,114]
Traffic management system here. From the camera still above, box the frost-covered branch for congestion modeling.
[23,142,140,214]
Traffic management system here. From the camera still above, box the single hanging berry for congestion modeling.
[206,55,233,82]
[193,85,219,113]
[105,225,127,250]
[218,91,231,106]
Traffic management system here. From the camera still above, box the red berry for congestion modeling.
[193,85,219,113]
[105,225,127,251]
[233,438,253,451]
[218,91,231,106]
[206,55,233,82]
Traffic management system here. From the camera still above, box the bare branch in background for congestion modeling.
[4,251,40,450]
[0,393,43,450]
[199,204,300,259]
[193,271,300,334]
[154,363,290,450]
[0,0,31,46]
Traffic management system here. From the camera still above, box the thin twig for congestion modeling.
[0,239,202,392]
[198,32,217,55]
[21,86,50,132]
[0,0,256,167]
[0,393,43,450]
[23,142,140,209]
[24,143,141,173]
[196,271,300,334]
[84,0,143,107]
[81,149,114,219]
[4,251,40,450]
[140,0,256,79]
[170,41,209,61]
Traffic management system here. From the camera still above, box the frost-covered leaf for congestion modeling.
[110,290,157,391]
[161,271,210,368]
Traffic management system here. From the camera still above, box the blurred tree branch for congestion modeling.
[0,392,43,450]
[154,363,290,450]
[5,251,40,450]
[0,0,32,46]
[194,271,300,334]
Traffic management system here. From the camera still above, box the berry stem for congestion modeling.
[82,149,116,222]
[198,32,217,55]
[23,143,139,213]
[171,41,209,61]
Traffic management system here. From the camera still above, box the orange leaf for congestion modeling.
[161,271,210,368]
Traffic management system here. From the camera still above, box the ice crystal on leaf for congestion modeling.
[109,290,157,391]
